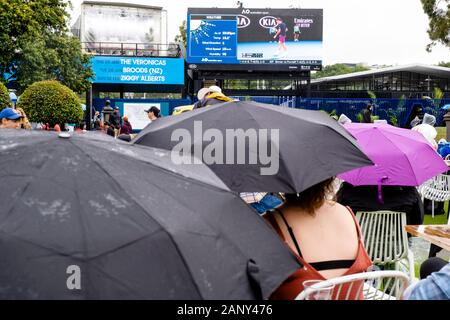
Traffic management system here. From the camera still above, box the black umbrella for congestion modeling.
[0,130,300,299]
[133,101,373,192]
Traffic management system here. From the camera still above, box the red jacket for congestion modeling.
[120,120,133,135]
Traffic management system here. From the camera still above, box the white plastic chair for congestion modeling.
[295,270,410,300]
[356,211,415,282]
[417,174,450,218]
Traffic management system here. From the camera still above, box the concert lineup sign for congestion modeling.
[91,56,185,85]
[187,8,323,70]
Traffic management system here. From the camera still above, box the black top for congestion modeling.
[110,112,122,128]
[362,109,372,123]
[277,23,287,36]
[336,182,424,225]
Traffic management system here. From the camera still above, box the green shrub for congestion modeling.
[356,113,363,122]
[17,80,83,126]
[0,82,10,111]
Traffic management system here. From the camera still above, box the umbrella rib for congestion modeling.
[69,140,206,299]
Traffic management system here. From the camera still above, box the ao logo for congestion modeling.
[237,15,250,28]
[259,16,278,29]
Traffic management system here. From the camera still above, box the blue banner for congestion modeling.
[91,56,185,85]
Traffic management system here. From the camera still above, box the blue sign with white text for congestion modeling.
[91,56,185,85]
[189,17,238,64]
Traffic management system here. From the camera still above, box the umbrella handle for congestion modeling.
[377,176,388,204]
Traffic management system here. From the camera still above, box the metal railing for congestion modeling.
[82,42,184,58]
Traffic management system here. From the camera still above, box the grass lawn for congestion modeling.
[423,200,449,225]
[436,127,447,142]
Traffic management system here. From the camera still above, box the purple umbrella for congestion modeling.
[338,123,448,202]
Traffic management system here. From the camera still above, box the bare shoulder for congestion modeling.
[322,201,356,225]
[324,200,351,213]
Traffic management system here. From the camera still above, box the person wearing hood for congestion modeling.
[362,103,373,123]
[193,85,233,109]
[407,105,424,129]
[412,113,437,150]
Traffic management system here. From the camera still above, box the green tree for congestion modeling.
[311,64,370,79]
[0,0,68,80]
[0,82,10,110]
[17,80,83,126]
[174,20,187,48]
[438,61,450,67]
[421,0,450,51]
[15,33,93,93]
[0,0,92,93]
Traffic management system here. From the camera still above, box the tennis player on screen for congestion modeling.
[273,17,288,57]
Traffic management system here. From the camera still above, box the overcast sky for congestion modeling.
[68,0,450,66]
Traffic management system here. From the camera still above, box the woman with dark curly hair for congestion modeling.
[264,178,372,300]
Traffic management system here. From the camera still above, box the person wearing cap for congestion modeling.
[0,107,23,129]
[193,85,233,109]
[145,106,161,121]
[110,106,122,137]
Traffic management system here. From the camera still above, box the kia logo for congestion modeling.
[259,16,278,29]
[237,15,250,28]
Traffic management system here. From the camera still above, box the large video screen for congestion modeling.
[187,8,323,70]
[81,3,165,44]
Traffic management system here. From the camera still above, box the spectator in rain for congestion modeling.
[403,258,450,300]
[411,113,443,220]
[0,107,22,129]
[93,111,101,130]
[74,122,86,132]
[193,85,233,109]
[110,106,122,137]
[412,113,438,150]
[120,115,133,135]
[406,105,424,129]
[264,178,372,300]
[103,122,115,137]
[15,107,32,129]
[362,103,373,123]
[438,138,450,159]
[336,182,424,226]
[145,106,161,121]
